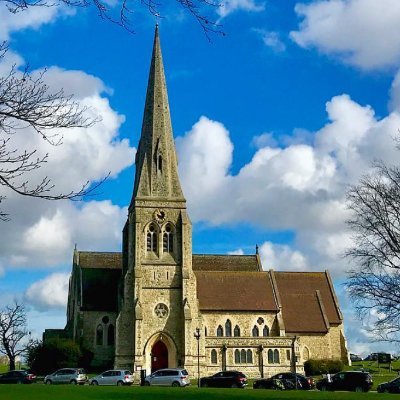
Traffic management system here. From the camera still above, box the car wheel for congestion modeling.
[355,386,363,393]
[144,381,150,386]
[117,381,124,386]
[45,380,52,385]
[91,381,98,386]
[320,385,327,391]
[70,380,77,385]
[231,383,239,388]
[172,381,180,387]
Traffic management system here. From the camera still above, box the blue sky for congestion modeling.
[1,0,400,357]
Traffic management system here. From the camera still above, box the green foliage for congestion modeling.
[304,358,344,376]
[26,339,83,375]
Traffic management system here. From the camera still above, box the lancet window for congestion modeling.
[163,224,173,253]
[225,319,232,337]
[234,325,240,337]
[147,223,157,252]
[252,325,259,337]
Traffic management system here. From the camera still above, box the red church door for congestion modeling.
[151,340,168,372]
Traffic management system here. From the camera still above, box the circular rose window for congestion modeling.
[154,303,169,318]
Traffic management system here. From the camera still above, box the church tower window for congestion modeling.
[147,224,157,252]
[211,349,218,364]
[157,155,163,172]
[234,325,240,337]
[96,324,103,346]
[263,325,269,337]
[107,324,115,346]
[217,325,223,337]
[163,224,173,253]
[252,325,259,337]
[225,319,232,337]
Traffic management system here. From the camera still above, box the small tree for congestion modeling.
[0,301,29,370]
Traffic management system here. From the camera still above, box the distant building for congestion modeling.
[45,26,348,378]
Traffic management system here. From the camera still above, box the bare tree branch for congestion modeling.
[0,301,29,370]
[346,153,400,343]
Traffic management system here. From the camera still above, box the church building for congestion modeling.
[46,26,348,379]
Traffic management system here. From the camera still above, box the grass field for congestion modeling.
[0,385,387,400]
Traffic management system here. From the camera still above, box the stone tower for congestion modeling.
[115,26,201,375]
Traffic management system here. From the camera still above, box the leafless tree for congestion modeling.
[0,43,106,221]
[346,149,400,343]
[0,301,30,370]
[2,0,223,38]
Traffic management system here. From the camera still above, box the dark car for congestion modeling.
[0,370,36,384]
[253,372,314,390]
[377,377,400,393]
[200,371,247,388]
[316,371,373,392]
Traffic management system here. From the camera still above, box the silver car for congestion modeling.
[144,368,190,387]
[89,370,134,386]
[44,368,87,385]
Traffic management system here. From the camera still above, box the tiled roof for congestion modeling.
[77,251,122,269]
[274,271,342,333]
[192,254,261,272]
[195,271,278,311]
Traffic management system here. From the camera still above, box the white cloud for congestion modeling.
[25,272,70,311]
[254,30,286,52]
[217,0,264,18]
[0,3,73,41]
[177,86,400,278]
[0,58,135,271]
[251,132,278,148]
[228,248,244,255]
[291,0,400,70]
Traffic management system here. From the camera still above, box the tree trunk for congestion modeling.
[9,357,15,371]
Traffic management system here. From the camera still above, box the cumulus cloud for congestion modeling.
[0,58,135,271]
[291,0,400,70]
[254,29,286,52]
[228,248,244,255]
[25,272,70,311]
[217,0,264,18]
[177,87,400,277]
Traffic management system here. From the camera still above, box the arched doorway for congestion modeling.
[151,340,168,372]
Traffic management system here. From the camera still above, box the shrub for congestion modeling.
[304,358,344,376]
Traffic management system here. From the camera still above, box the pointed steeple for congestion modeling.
[131,26,185,205]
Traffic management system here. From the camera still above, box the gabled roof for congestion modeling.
[77,251,121,269]
[195,271,278,312]
[273,271,342,333]
[192,254,261,272]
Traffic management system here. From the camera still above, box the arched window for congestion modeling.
[217,325,223,337]
[240,349,246,364]
[252,325,259,337]
[211,349,218,364]
[163,224,173,253]
[234,349,240,364]
[268,349,273,364]
[263,325,269,337]
[234,325,240,337]
[303,347,310,361]
[247,349,253,364]
[147,224,157,252]
[225,319,232,337]
[157,155,163,172]
[107,324,115,345]
[273,349,280,364]
[96,324,103,346]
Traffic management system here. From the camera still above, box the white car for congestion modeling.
[89,370,134,386]
[44,368,87,385]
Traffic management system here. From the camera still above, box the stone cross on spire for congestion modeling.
[131,25,185,205]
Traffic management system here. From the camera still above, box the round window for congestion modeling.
[154,303,169,319]
[102,316,109,324]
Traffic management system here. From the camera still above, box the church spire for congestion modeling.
[131,26,185,205]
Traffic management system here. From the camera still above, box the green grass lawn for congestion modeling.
[0,385,386,400]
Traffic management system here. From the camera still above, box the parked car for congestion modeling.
[253,372,314,390]
[144,368,189,387]
[377,377,400,393]
[316,371,373,392]
[0,370,35,384]
[44,368,87,385]
[200,371,247,388]
[89,370,133,386]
